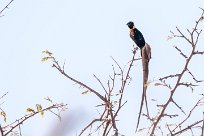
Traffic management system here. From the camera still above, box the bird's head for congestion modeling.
[126,21,134,29]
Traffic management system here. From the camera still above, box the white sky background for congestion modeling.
[0,0,204,135]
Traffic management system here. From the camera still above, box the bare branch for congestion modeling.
[172,120,203,135]
[159,74,181,81]
[0,0,14,16]
[150,9,204,135]
[175,27,192,44]
[195,29,202,45]
[173,45,188,59]
[52,59,106,102]
[171,97,204,133]
[79,118,105,136]
[171,99,186,115]
[187,69,204,83]
[163,114,178,118]
[0,92,8,100]
[194,50,204,55]
[103,120,111,136]
[4,103,67,136]
[93,74,108,95]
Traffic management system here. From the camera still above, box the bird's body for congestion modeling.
[129,28,146,49]
[127,21,151,131]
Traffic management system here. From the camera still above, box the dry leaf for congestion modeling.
[82,90,89,95]
[1,111,6,122]
[42,50,52,56]
[26,108,35,113]
[36,104,44,116]
[41,57,52,62]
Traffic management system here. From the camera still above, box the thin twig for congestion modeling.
[172,120,203,135]
[93,74,108,95]
[159,74,180,81]
[0,0,14,15]
[0,92,8,100]
[79,119,103,136]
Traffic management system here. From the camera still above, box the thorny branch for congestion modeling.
[52,58,106,102]
[171,97,204,133]
[0,103,67,136]
[187,69,204,83]
[159,74,180,81]
[172,120,203,135]
[150,8,204,135]
[42,46,139,136]
[173,45,188,59]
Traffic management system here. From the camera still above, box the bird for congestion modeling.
[127,21,151,131]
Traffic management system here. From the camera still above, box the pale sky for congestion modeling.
[0,0,204,135]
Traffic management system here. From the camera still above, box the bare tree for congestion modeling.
[42,7,204,136]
